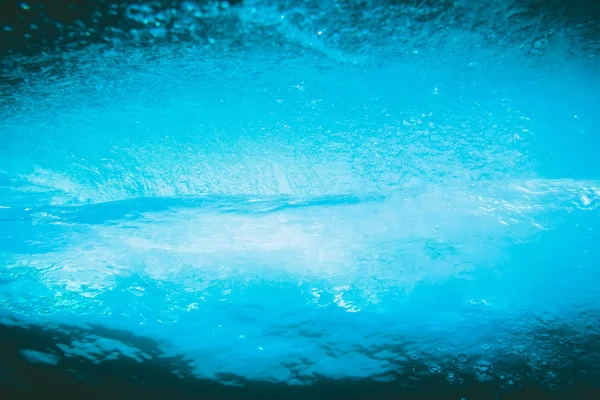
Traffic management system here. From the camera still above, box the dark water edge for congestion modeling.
[1,0,599,58]
[1,320,599,400]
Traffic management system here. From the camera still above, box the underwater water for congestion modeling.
[1,0,600,398]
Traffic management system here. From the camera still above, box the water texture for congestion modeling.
[1,0,599,398]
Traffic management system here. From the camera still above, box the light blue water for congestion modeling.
[1,0,600,390]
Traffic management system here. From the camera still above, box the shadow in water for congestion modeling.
[1,317,599,399]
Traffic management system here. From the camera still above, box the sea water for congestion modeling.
[0,0,599,398]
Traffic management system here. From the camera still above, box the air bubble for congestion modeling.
[533,37,549,49]
[435,341,449,352]
[474,360,492,374]
[447,372,456,382]
[427,363,442,374]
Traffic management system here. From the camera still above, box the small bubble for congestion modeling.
[457,354,468,363]
[407,350,421,361]
[475,360,492,374]
[481,342,491,351]
[427,364,442,374]
[435,341,449,352]
[533,37,549,49]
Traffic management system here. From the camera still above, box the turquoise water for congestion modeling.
[1,0,600,397]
